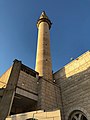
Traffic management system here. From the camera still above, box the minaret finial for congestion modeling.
[40,11,48,19]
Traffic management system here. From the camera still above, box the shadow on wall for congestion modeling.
[54,66,90,120]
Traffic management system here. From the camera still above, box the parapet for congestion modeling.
[54,50,90,79]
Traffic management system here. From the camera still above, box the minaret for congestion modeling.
[35,11,53,80]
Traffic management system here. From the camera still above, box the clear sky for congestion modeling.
[0,0,90,76]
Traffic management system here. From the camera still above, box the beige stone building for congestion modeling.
[0,11,90,120]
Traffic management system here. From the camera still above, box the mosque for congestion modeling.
[0,11,90,120]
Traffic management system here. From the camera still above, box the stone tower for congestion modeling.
[35,11,53,80]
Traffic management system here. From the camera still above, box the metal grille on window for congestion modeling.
[68,110,88,120]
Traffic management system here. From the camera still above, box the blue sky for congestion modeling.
[0,0,90,76]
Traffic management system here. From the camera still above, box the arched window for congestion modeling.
[68,110,88,120]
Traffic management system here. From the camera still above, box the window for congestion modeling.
[68,110,88,120]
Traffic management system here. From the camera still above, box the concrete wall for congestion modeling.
[6,110,61,120]
[0,66,12,88]
[54,51,90,120]
[0,60,22,120]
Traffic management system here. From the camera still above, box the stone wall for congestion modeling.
[37,77,62,112]
[54,51,90,120]
[54,51,90,79]
[6,110,61,120]
[0,66,12,88]
[17,70,38,95]
[35,21,53,80]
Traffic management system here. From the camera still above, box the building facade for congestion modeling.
[0,12,90,120]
